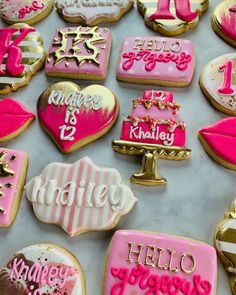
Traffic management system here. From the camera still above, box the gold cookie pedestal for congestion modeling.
[112,140,191,186]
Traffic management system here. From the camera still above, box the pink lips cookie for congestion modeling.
[37,81,119,154]
[117,36,195,87]
[0,148,28,227]
[45,26,112,80]
[199,117,236,171]
[0,98,35,143]
[103,230,217,295]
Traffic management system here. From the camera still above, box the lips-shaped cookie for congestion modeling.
[0,98,35,143]
[37,81,119,153]
[198,117,236,170]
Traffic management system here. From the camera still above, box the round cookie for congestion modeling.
[212,0,236,48]
[55,0,134,26]
[136,0,209,36]
[199,53,236,116]
[0,243,86,294]
[0,0,55,25]
[198,117,236,171]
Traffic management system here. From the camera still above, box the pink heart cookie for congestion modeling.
[103,230,217,295]
[117,36,195,87]
[37,81,119,153]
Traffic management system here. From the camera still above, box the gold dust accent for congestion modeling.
[53,27,105,67]
[112,140,191,186]
[0,151,15,177]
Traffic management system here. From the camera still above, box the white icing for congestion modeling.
[25,157,137,236]
[216,240,236,255]
[56,0,132,24]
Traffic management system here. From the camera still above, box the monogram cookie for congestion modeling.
[103,230,217,295]
[137,0,208,36]
[0,243,86,294]
[117,36,195,87]
[45,26,111,80]
[0,98,35,143]
[25,157,137,237]
[212,0,236,48]
[199,54,236,116]
[0,23,46,95]
[55,0,134,26]
[0,148,28,227]
[0,0,55,25]
[37,81,119,153]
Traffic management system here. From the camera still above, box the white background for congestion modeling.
[0,0,235,294]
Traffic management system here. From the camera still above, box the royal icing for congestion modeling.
[0,23,45,94]
[0,98,35,142]
[199,117,236,170]
[0,243,85,294]
[213,0,236,43]
[0,148,27,227]
[200,53,236,116]
[120,90,186,147]
[56,0,134,25]
[45,26,111,80]
[37,82,119,153]
[25,157,137,237]
[117,36,195,87]
[0,0,53,24]
[137,0,208,35]
[103,230,217,295]
[215,199,236,294]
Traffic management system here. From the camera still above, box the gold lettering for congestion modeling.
[167,249,178,272]
[146,40,154,51]
[126,242,143,264]
[133,38,145,50]
[156,247,168,270]
[163,40,170,52]
[170,41,182,53]
[145,245,156,267]
[180,253,196,274]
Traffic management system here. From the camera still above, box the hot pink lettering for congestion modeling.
[218,60,235,95]
[148,0,198,22]
[18,1,45,19]
[0,27,35,76]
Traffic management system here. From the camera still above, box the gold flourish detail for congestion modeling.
[0,151,15,177]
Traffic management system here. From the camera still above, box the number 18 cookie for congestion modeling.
[137,0,208,36]
[199,54,236,116]
[55,0,134,26]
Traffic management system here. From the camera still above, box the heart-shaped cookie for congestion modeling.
[37,81,119,153]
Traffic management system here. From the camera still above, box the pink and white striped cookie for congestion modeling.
[25,157,137,237]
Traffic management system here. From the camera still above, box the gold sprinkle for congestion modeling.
[0,208,5,214]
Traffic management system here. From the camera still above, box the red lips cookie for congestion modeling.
[37,81,119,153]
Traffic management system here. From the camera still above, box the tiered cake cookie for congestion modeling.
[120,90,186,147]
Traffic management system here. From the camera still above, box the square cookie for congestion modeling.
[45,26,111,80]
[103,230,217,294]
[117,36,195,87]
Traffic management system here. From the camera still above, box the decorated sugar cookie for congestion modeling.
[0,23,45,95]
[212,0,236,48]
[0,98,35,143]
[200,54,236,116]
[25,157,137,237]
[215,199,236,295]
[0,148,28,227]
[45,26,111,80]
[137,0,208,36]
[103,230,217,294]
[112,90,191,186]
[0,243,86,294]
[117,36,195,87]
[56,0,134,26]
[37,81,119,153]
[199,118,236,170]
[0,0,55,25]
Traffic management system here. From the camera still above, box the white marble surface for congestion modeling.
[0,0,235,294]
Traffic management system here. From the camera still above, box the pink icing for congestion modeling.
[0,148,25,226]
[220,4,236,41]
[18,1,45,19]
[117,37,195,85]
[103,230,217,295]
[120,90,186,147]
[0,27,35,76]
[0,98,35,139]
[148,0,198,22]
[45,27,111,79]
[199,117,236,165]
[217,60,235,95]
